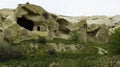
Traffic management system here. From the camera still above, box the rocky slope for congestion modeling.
[0,3,120,44]
[1,3,120,67]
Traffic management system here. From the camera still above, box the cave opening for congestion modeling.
[37,26,40,31]
[17,16,34,31]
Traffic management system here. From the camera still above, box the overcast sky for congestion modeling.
[0,0,120,16]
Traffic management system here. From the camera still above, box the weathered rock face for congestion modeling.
[15,3,62,40]
[0,3,70,44]
[15,3,50,31]
[56,18,71,39]
[0,3,54,44]
[95,24,109,44]
[0,9,16,27]
[0,9,17,43]
[60,15,120,44]
[87,24,109,44]
[49,43,85,53]
[0,3,119,44]
[4,24,31,44]
[69,19,87,42]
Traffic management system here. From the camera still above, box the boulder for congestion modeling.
[87,24,109,44]
[87,24,100,42]
[49,43,85,53]
[95,46,108,55]
[4,24,31,44]
[95,24,109,44]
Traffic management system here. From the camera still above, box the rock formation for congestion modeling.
[0,3,119,44]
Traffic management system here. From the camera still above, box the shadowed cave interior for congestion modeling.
[17,16,34,31]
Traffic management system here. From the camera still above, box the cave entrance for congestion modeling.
[37,26,40,31]
[17,16,34,31]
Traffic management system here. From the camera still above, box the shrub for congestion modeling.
[38,36,46,44]
[32,62,49,67]
[48,48,56,55]
[0,42,25,61]
[109,27,120,54]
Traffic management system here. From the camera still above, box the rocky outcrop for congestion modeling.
[87,24,109,44]
[95,24,109,44]
[0,3,119,44]
[60,15,120,44]
[95,46,108,55]
[0,3,60,44]
[49,43,85,53]
[69,19,87,42]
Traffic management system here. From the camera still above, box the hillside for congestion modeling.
[0,3,120,67]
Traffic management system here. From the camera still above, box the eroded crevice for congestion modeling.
[17,16,34,31]
[43,12,49,19]
[87,28,100,36]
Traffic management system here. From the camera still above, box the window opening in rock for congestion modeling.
[17,16,34,31]
[37,26,40,31]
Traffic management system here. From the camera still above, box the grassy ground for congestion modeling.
[0,38,119,67]
[0,54,120,67]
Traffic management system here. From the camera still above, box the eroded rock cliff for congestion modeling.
[0,3,119,44]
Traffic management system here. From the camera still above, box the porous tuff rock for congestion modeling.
[0,3,118,44]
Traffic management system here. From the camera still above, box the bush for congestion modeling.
[0,42,25,61]
[48,48,56,55]
[38,36,46,44]
[109,27,120,54]
[32,62,49,67]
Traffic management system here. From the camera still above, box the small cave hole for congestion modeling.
[17,16,34,31]
[37,26,40,31]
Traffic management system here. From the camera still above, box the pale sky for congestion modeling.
[0,0,120,16]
